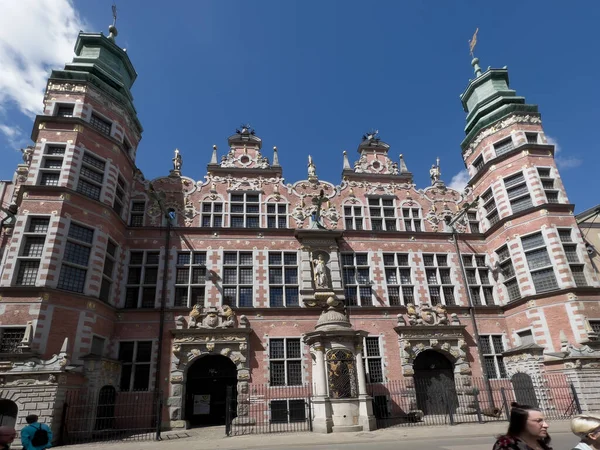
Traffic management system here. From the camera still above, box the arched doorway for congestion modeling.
[185,355,237,427]
[0,399,18,428]
[512,373,539,408]
[95,385,116,430]
[413,350,458,415]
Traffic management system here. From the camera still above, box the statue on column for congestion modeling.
[312,253,329,289]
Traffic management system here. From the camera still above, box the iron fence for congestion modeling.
[60,388,160,444]
[368,373,579,429]
[226,384,313,436]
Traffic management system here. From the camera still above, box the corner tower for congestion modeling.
[459,55,600,357]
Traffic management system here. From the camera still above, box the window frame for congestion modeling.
[341,253,372,306]
[383,252,413,306]
[15,217,51,286]
[521,232,558,294]
[125,251,160,309]
[222,251,254,308]
[118,340,153,391]
[57,222,94,293]
[266,202,289,229]
[174,251,207,308]
[0,327,27,354]
[129,200,146,227]
[268,338,303,386]
[423,253,455,306]
[76,152,106,201]
[89,112,112,136]
[268,252,299,307]
[38,144,66,187]
[344,204,364,230]
[363,336,384,383]
[401,207,422,232]
[229,192,260,228]
[463,254,494,306]
[200,200,224,227]
[368,197,397,231]
[480,334,507,380]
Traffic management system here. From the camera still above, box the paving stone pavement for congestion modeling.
[62,420,573,450]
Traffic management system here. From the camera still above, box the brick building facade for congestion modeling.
[0,26,599,437]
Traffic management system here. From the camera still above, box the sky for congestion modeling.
[1,0,599,213]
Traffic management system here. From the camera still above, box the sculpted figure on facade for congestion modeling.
[405,303,455,326]
[312,253,329,289]
[188,305,236,329]
[172,148,182,171]
[307,155,317,181]
[429,157,441,185]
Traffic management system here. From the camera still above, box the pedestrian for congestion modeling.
[20,415,52,450]
[0,426,16,450]
[570,414,600,449]
[493,402,552,450]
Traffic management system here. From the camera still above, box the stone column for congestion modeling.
[355,346,367,396]
[314,344,328,396]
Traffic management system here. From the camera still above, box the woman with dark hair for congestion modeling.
[493,402,552,450]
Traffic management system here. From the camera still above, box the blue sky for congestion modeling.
[1,1,599,212]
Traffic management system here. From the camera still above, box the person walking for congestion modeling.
[570,414,600,450]
[493,402,552,450]
[20,415,52,450]
[0,426,16,450]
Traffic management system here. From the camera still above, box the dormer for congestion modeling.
[342,131,412,184]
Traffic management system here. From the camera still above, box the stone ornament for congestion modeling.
[403,303,460,327]
[312,252,329,289]
[189,305,236,329]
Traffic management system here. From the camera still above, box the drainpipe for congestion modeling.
[446,198,495,409]
[148,185,171,438]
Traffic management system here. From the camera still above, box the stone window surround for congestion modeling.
[267,251,299,308]
[503,170,533,215]
[343,202,364,231]
[117,340,154,392]
[520,231,559,294]
[480,334,508,380]
[14,216,51,287]
[37,142,68,187]
[75,151,106,202]
[56,221,95,294]
[87,108,115,138]
[228,191,260,228]
[366,196,397,231]
[362,335,384,383]
[124,250,161,309]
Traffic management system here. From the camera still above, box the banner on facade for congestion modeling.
[193,394,210,415]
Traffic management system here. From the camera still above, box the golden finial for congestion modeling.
[469,28,479,58]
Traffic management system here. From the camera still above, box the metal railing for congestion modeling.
[226,384,313,436]
[368,373,579,429]
[59,389,160,444]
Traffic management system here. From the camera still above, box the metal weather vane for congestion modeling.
[112,3,118,27]
[469,28,479,58]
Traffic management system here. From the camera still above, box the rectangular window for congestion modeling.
[267,203,288,228]
[463,254,494,306]
[200,201,223,227]
[129,201,146,227]
[99,240,117,303]
[125,251,159,308]
[222,251,253,307]
[424,254,454,305]
[344,205,363,230]
[16,217,50,286]
[0,328,26,354]
[38,145,65,187]
[480,335,507,379]
[496,245,520,302]
[589,320,600,336]
[526,133,538,144]
[368,198,397,231]
[77,152,105,201]
[494,137,514,157]
[473,155,484,172]
[118,341,152,391]
[504,172,532,214]
[269,338,302,386]
[522,233,558,294]
[56,104,74,117]
[402,208,422,232]
[269,252,299,307]
[229,193,260,228]
[270,399,307,424]
[363,337,384,383]
[90,113,112,136]
[57,222,94,293]
[341,253,372,306]
[113,176,126,217]
[468,211,480,233]
[383,253,413,305]
[482,188,499,227]
[537,167,559,204]
[174,252,207,308]
[90,336,106,356]
[558,229,587,287]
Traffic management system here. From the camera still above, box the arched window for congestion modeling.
[0,399,18,428]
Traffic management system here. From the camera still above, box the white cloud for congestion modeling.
[0,125,20,139]
[448,169,469,191]
[0,0,86,118]
[0,124,24,150]
[546,135,582,170]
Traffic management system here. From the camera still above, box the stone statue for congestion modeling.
[173,148,182,171]
[312,253,328,288]
[429,157,441,185]
[21,146,34,166]
[308,155,317,181]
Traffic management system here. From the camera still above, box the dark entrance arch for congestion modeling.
[185,355,237,427]
[0,399,18,428]
[413,350,458,415]
[95,385,116,430]
[512,373,539,408]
